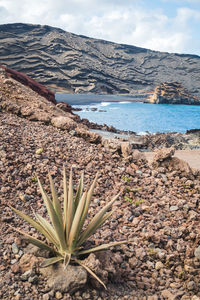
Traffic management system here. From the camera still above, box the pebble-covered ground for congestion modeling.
[1,111,200,300]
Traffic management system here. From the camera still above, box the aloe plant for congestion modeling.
[9,167,127,288]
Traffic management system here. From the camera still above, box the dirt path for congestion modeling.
[144,149,200,170]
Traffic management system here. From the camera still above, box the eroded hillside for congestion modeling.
[0,23,200,95]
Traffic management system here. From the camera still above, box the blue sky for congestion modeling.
[0,0,200,55]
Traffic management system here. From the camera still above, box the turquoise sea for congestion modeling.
[56,94,200,134]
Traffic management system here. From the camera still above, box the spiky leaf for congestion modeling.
[40,256,63,268]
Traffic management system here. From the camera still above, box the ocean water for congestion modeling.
[56,94,200,134]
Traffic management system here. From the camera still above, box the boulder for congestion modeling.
[76,127,102,143]
[152,148,193,176]
[56,102,81,113]
[121,142,132,158]
[51,116,77,131]
[167,157,192,175]
[132,149,147,164]
[40,263,87,293]
[152,148,175,167]
[102,139,121,154]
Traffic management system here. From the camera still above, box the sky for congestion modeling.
[0,0,200,55]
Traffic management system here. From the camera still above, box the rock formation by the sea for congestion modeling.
[147,82,200,105]
[0,23,200,95]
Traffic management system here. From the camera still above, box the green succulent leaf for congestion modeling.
[75,258,107,290]
[79,240,128,255]
[63,166,68,231]
[40,256,63,268]
[68,191,87,249]
[35,213,60,247]
[9,226,55,253]
[48,173,63,225]
[66,168,75,241]
[38,178,67,251]
[78,173,98,234]
[78,192,120,246]
[9,205,48,238]
[64,253,71,269]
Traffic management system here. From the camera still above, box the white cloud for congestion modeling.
[0,0,199,55]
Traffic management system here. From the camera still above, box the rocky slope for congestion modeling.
[1,71,200,299]
[0,23,200,95]
[147,82,200,105]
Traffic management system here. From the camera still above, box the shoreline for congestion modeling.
[55,93,147,105]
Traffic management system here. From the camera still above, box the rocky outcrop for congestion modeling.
[147,82,200,105]
[0,64,56,104]
[0,23,200,95]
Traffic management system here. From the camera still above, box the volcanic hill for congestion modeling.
[0,23,200,95]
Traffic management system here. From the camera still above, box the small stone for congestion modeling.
[161,174,168,182]
[19,193,30,202]
[11,259,17,265]
[194,246,200,260]
[12,243,19,254]
[35,148,43,155]
[82,292,91,299]
[94,198,100,205]
[18,250,23,258]
[42,294,50,300]
[170,205,179,211]
[28,275,38,284]
[147,296,158,300]
[155,261,164,270]
[136,170,143,175]
[191,296,200,300]
[20,269,33,281]
[161,289,174,299]
[187,281,196,291]
[11,264,20,274]
[15,294,21,300]
[55,291,62,299]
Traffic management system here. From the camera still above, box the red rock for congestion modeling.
[11,264,20,274]
[0,65,56,104]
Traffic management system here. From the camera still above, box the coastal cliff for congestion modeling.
[0,23,200,95]
[147,82,200,105]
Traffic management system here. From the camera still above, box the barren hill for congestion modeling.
[0,23,200,95]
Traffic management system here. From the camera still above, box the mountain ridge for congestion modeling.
[0,22,200,95]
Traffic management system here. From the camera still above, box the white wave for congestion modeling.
[119,101,131,104]
[80,110,89,113]
[100,102,112,107]
[137,131,149,136]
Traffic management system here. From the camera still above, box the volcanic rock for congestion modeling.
[0,65,56,104]
[147,82,200,105]
[0,23,200,95]
[51,116,77,131]
[40,263,87,293]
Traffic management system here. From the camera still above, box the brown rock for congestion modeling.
[40,263,87,293]
[82,253,108,288]
[147,82,200,105]
[76,127,102,143]
[152,147,175,165]
[51,116,77,131]
[19,253,39,273]
[121,142,132,158]
[102,138,121,153]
